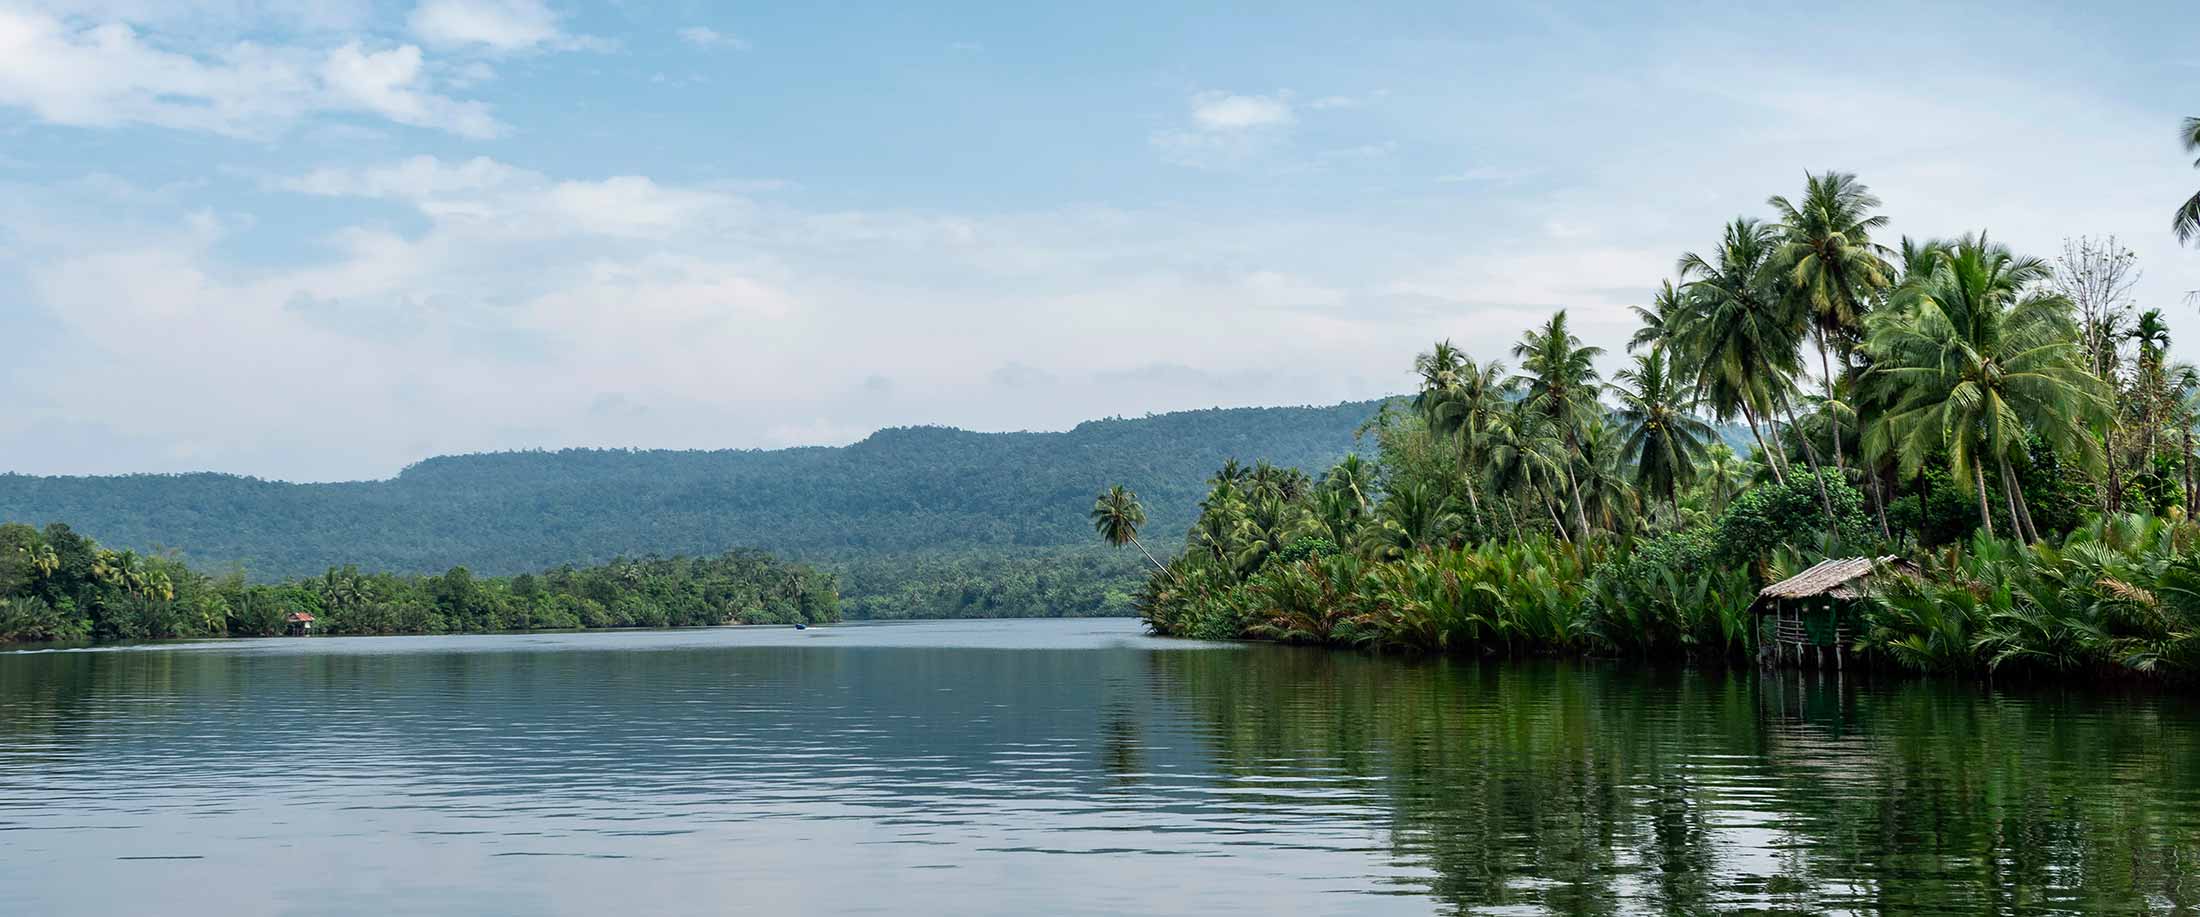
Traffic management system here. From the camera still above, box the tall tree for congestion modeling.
[1627,279,1687,357]
[1674,217,1805,485]
[1610,350,1716,515]
[1091,485,1168,575]
[2175,117,2200,245]
[1770,171,1893,470]
[1511,310,1603,536]
[1863,234,2112,541]
[2049,236,2141,379]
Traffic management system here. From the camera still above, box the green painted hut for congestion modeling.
[1751,556,1918,667]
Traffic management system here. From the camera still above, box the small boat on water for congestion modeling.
[794,623,808,630]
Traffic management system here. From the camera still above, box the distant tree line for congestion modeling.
[0,522,837,644]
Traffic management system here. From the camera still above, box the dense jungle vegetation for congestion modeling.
[1110,155,2200,681]
[0,402,1379,619]
[0,521,836,643]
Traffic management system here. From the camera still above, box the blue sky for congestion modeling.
[2,0,2196,481]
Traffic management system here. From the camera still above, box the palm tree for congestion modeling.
[1627,279,1686,356]
[1770,171,1893,469]
[1575,417,1640,533]
[1091,485,1168,574]
[1863,233,2112,541]
[1486,401,1576,542]
[1611,350,1716,514]
[2129,308,2174,468]
[1699,444,1751,516]
[1321,454,1378,513]
[1419,349,1508,531]
[1675,217,1805,486]
[2175,117,2200,245]
[1511,310,1602,535]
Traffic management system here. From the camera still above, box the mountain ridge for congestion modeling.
[0,400,1395,605]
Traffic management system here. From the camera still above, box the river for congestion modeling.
[1,618,2195,915]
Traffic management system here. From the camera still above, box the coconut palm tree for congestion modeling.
[1627,279,1686,356]
[1091,485,1168,574]
[2174,117,2200,245]
[1698,444,1752,516]
[1770,171,1893,470]
[1419,351,1508,531]
[1511,310,1602,535]
[1674,217,1807,486]
[1575,417,1640,533]
[1862,233,2112,541]
[1321,454,1378,513]
[1611,350,1716,514]
[1485,401,1577,542]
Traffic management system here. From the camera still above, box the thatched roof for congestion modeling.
[1754,555,1918,608]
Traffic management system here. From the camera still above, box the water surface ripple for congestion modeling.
[1,618,2194,915]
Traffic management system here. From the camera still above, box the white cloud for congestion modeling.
[408,0,604,54]
[0,8,501,138]
[1187,90,1294,131]
[320,43,502,138]
[278,156,738,238]
[677,26,746,50]
[1437,166,1541,184]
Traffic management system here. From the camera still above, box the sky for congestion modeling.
[1,0,2196,482]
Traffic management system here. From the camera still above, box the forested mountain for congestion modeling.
[0,401,1386,616]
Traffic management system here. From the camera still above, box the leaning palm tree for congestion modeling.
[1611,350,1716,514]
[1092,485,1168,574]
[1511,310,1602,535]
[1862,233,2112,542]
[2175,117,2200,245]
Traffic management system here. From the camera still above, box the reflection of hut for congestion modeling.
[1752,556,1918,667]
[285,611,316,636]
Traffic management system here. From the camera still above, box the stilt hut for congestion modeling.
[284,611,316,636]
[1752,556,1917,668]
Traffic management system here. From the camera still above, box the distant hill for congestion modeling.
[0,400,1390,614]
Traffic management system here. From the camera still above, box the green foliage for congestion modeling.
[1856,516,2200,678]
[1713,472,1871,564]
[0,402,1384,621]
[0,521,837,644]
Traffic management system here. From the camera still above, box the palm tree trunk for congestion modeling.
[2173,431,2191,514]
[1560,461,1593,538]
[1972,462,1996,539]
[1126,534,1169,576]
[1999,458,2037,543]
[1740,401,1787,485]
[1867,466,1892,541]
[1816,334,1846,471]
[2105,429,2123,514]
[1779,392,1843,532]
[1527,466,1572,544]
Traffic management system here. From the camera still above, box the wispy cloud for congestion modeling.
[676,25,747,50]
[1437,166,1542,185]
[408,0,609,54]
[0,8,502,138]
[1188,90,1294,130]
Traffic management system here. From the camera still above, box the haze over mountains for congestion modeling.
[0,401,1387,615]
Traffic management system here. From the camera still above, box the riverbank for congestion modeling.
[0,521,838,644]
[1137,505,2200,683]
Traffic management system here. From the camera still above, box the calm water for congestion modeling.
[2,619,2196,915]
